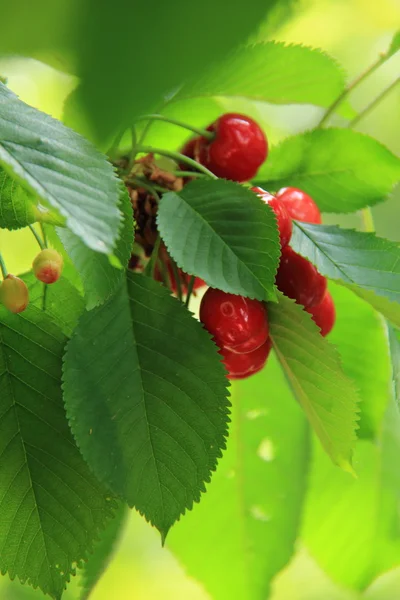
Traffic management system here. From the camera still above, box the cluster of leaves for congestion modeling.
[0,7,399,600]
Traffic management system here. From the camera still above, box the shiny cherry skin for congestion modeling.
[276,246,327,308]
[251,186,292,248]
[220,339,272,379]
[200,288,269,354]
[197,113,268,182]
[276,187,321,224]
[306,291,336,336]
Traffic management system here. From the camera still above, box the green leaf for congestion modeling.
[177,42,347,109]
[0,168,39,230]
[157,180,280,301]
[0,1,79,74]
[168,354,309,600]
[268,294,360,470]
[388,30,400,57]
[291,222,400,327]
[79,504,127,600]
[256,129,400,212]
[22,272,84,336]
[63,272,230,537]
[329,284,391,439]
[0,82,121,254]
[302,397,400,590]
[0,304,116,599]
[56,184,134,310]
[388,324,400,407]
[76,0,283,140]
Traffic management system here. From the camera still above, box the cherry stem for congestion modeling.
[40,223,48,247]
[134,145,218,179]
[28,225,46,250]
[107,127,126,158]
[0,252,8,279]
[144,236,161,278]
[361,207,375,233]
[135,114,214,140]
[318,53,389,127]
[156,257,170,289]
[128,177,162,202]
[185,275,196,308]
[172,170,208,179]
[348,77,400,128]
[170,259,183,301]
[129,126,138,168]
[42,283,48,312]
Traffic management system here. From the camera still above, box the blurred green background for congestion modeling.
[0,0,399,598]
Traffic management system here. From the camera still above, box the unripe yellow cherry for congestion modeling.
[32,249,63,284]
[0,275,29,314]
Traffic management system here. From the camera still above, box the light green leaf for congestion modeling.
[256,129,400,212]
[22,271,84,336]
[0,304,116,599]
[177,42,347,110]
[79,504,128,600]
[57,183,134,309]
[76,0,283,140]
[329,283,391,439]
[302,397,400,590]
[388,324,400,407]
[388,30,400,57]
[0,82,121,254]
[168,354,309,600]
[268,294,359,470]
[157,180,280,301]
[63,272,230,538]
[0,168,38,230]
[291,222,400,327]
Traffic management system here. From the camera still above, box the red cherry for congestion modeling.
[251,186,292,248]
[306,291,336,336]
[200,288,268,354]
[220,339,272,379]
[180,137,199,160]
[197,113,268,182]
[276,187,321,224]
[276,246,327,308]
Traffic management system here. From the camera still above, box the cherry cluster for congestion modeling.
[0,249,63,314]
[178,113,336,379]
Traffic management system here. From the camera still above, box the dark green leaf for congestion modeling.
[79,504,127,600]
[22,272,84,336]
[76,0,283,140]
[291,222,400,327]
[0,82,121,254]
[329,284,391,439]
[256,129,400,212]
[177,42,347,109]
[0,305,116,599]
[268,294,359,470]
[157,180,280,301]
[63,272,230,538]
[0,168,39,230]
[388,30,400,57]
[302,397,400,590]
[57,184,134,309]
[169,354,309,600]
